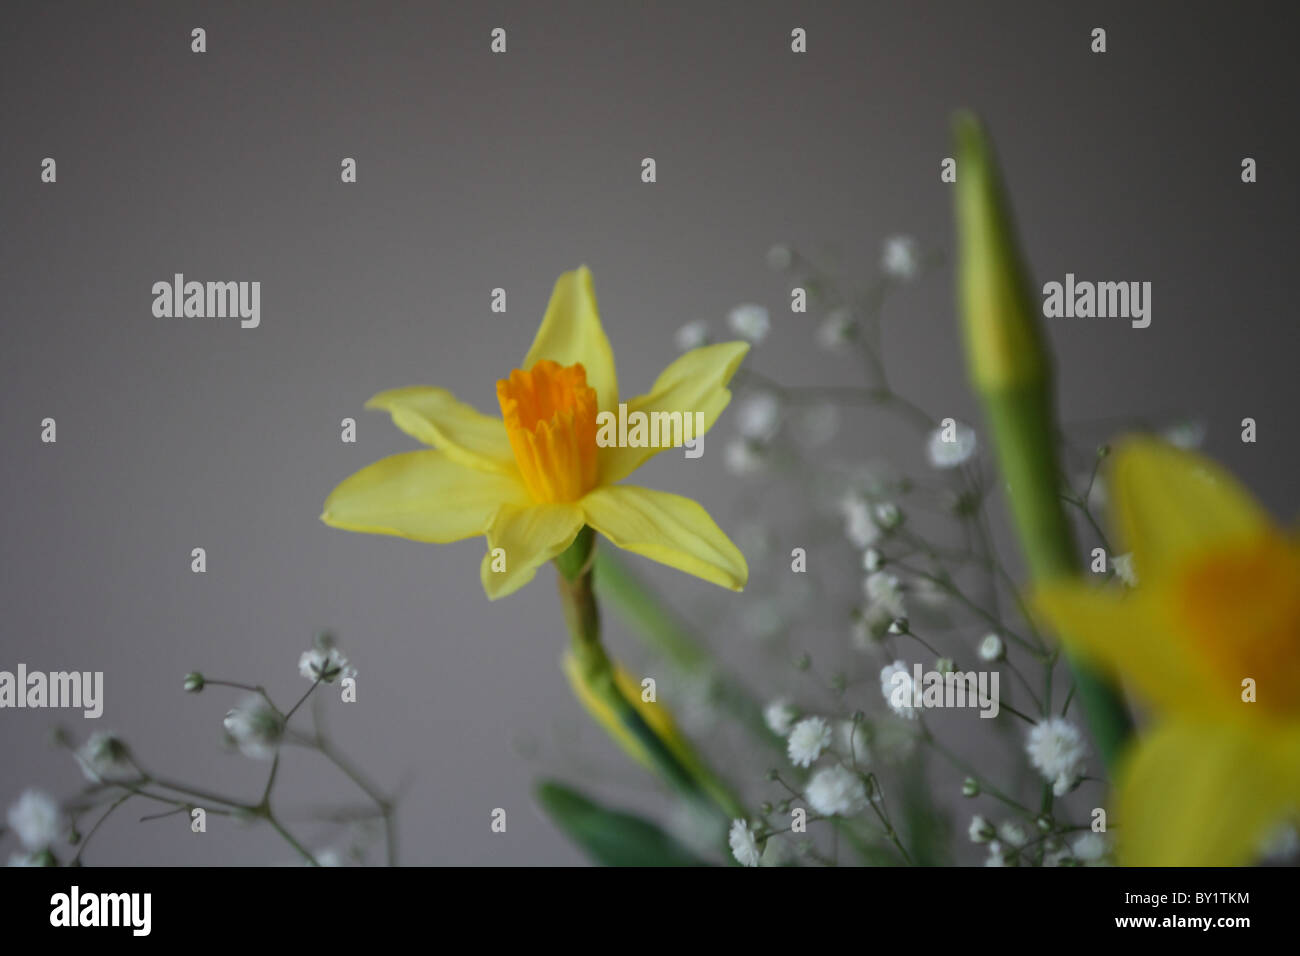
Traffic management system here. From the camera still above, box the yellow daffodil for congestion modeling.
[1035,438,1300,865]
[321,266,750,600]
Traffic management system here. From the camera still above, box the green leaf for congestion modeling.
[535,779,713,867]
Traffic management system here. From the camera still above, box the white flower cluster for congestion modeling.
[1025,718,1087,796]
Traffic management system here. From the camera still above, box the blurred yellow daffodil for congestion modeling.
[1036,438,1300,865]
[322,266,749,600]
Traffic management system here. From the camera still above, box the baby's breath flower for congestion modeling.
[298,644,355,684]
[836,719,870,764]
[6,790,63,851]
[881,235,920,281]
[805,765,868,817]
[76,732,136,783]
[673,319,710,352]
[223,694,284,760]
[864,572,905,619]
[735,392,781,441]
[728,819,762,867]
[984,840,1010,867]
[8,850,55,867]
[926,421,977,469]
[873,501,902,532]
[1162,420,1206,450]
[863,548,884,573]
[724,438,768,477]
[998,821,1028,847]
[969,815,995,843]
[763,698,798,737]
[839,493,880,549]
[880,660,919,720]
[787,716,832,767]
[1071,832,1109,865]
[864,573,907,639]
[816,308,855,351]
[183,671,205,693]
[727,304,770,344]
[978,633,1005,662]
[1026,718,1086,789]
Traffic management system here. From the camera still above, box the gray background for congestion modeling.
[1,0,1295,865]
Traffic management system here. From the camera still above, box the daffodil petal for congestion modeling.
[480,502,585,600]
[582,485,747,591]
[1033,582,1229,719]
[366,387,516,474]
[599,341,750,484]
[322,450,528,542]
[1111,438,1272,583]
[1116,721,1300,866]
[522,266,619,412]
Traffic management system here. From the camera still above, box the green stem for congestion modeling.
[591,548,779,752]
[555,531,745,820]
[953,111,1134,773]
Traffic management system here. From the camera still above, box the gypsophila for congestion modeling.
[999,821,1029,847]
[882,236,920,281]
[805,765,868,817]
[926,421,977,469]
[1026,718,1086,793]
[881,660,920,719]
[1071,833,1109,865]
[736,392,781,441]
[836,719,870,764]
[299,644,355,684]
[978,633,1005,662]
[863,573,907,640]
[787,716,832,767]
[969,815,995,843]
[724,438,767,477]
[985,840,1010,867]
[839,494,880,549]
[816,308,854,351]
[76,732,136,784]
[873,501,902,531]
[224,694,285,760]
[727,304,770,344]
[728,819,762,867]
[764,698,798,737]
[6,790,62,851]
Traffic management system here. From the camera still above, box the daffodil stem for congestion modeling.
[954,111,1134,773]
[591,548,779,751]
[982,388,1135,770]
[555,530,744,820]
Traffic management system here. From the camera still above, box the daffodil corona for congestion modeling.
[1035,439,1300,866]
[322,266,750,599]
